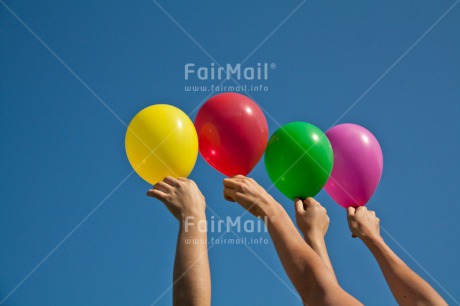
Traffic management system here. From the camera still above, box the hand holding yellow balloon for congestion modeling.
[125,104,198,185]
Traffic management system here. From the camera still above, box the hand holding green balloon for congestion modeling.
[264,122,334,201]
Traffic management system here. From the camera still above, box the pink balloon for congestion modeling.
[324,124,383,208]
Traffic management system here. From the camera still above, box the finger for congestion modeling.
[370,210,376,215]
[178,177,189,182]
[234,191,252,204]
[163,176,180,187]
[303,197,317,207]
[223,188,237,202]
[351,234,357,238]
[347,207,356,217]
[305,197,320,205]
[223,178,239,189]
[294,198,304,214]
[233,174,246,179]
[223,191,235,202]
[154,181,172,192]
[354,206,365,215]
[147,189,168,200]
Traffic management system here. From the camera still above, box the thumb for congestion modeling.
[294,198,304,214]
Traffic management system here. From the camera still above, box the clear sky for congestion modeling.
[1,1,459,305]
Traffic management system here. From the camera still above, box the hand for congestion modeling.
[295,198,330,242]
[347,206,381,242]
[223,175,276,218]
[147,176,206,220]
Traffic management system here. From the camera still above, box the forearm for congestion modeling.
[173,212,211,306]
[304,236,337,281]
[364,236,446,306]
[264,201,341,303]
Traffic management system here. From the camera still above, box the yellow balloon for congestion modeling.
[125,104,198,185]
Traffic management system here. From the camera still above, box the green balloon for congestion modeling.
[264,122,334,201]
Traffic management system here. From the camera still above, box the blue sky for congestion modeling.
[1,1,459,305]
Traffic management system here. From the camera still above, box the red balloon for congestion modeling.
[194,93,269,176]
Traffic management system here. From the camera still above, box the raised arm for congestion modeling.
[295,198,336,281]
[148,177,211,306]
[347,206,446,306]
[223,175,361,306]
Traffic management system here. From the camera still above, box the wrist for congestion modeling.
[180,209,206,222]
[179,211,207,234]
[260,197,282,220]
[304,231,325,245]
[361,233,383,246]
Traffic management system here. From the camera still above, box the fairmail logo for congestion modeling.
[184,63,276,81]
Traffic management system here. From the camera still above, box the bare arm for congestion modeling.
[148,177,211,306]
[347,207,446,306]
[223,175,361,306]
[295,198,336,281]
[173,210,210,306]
